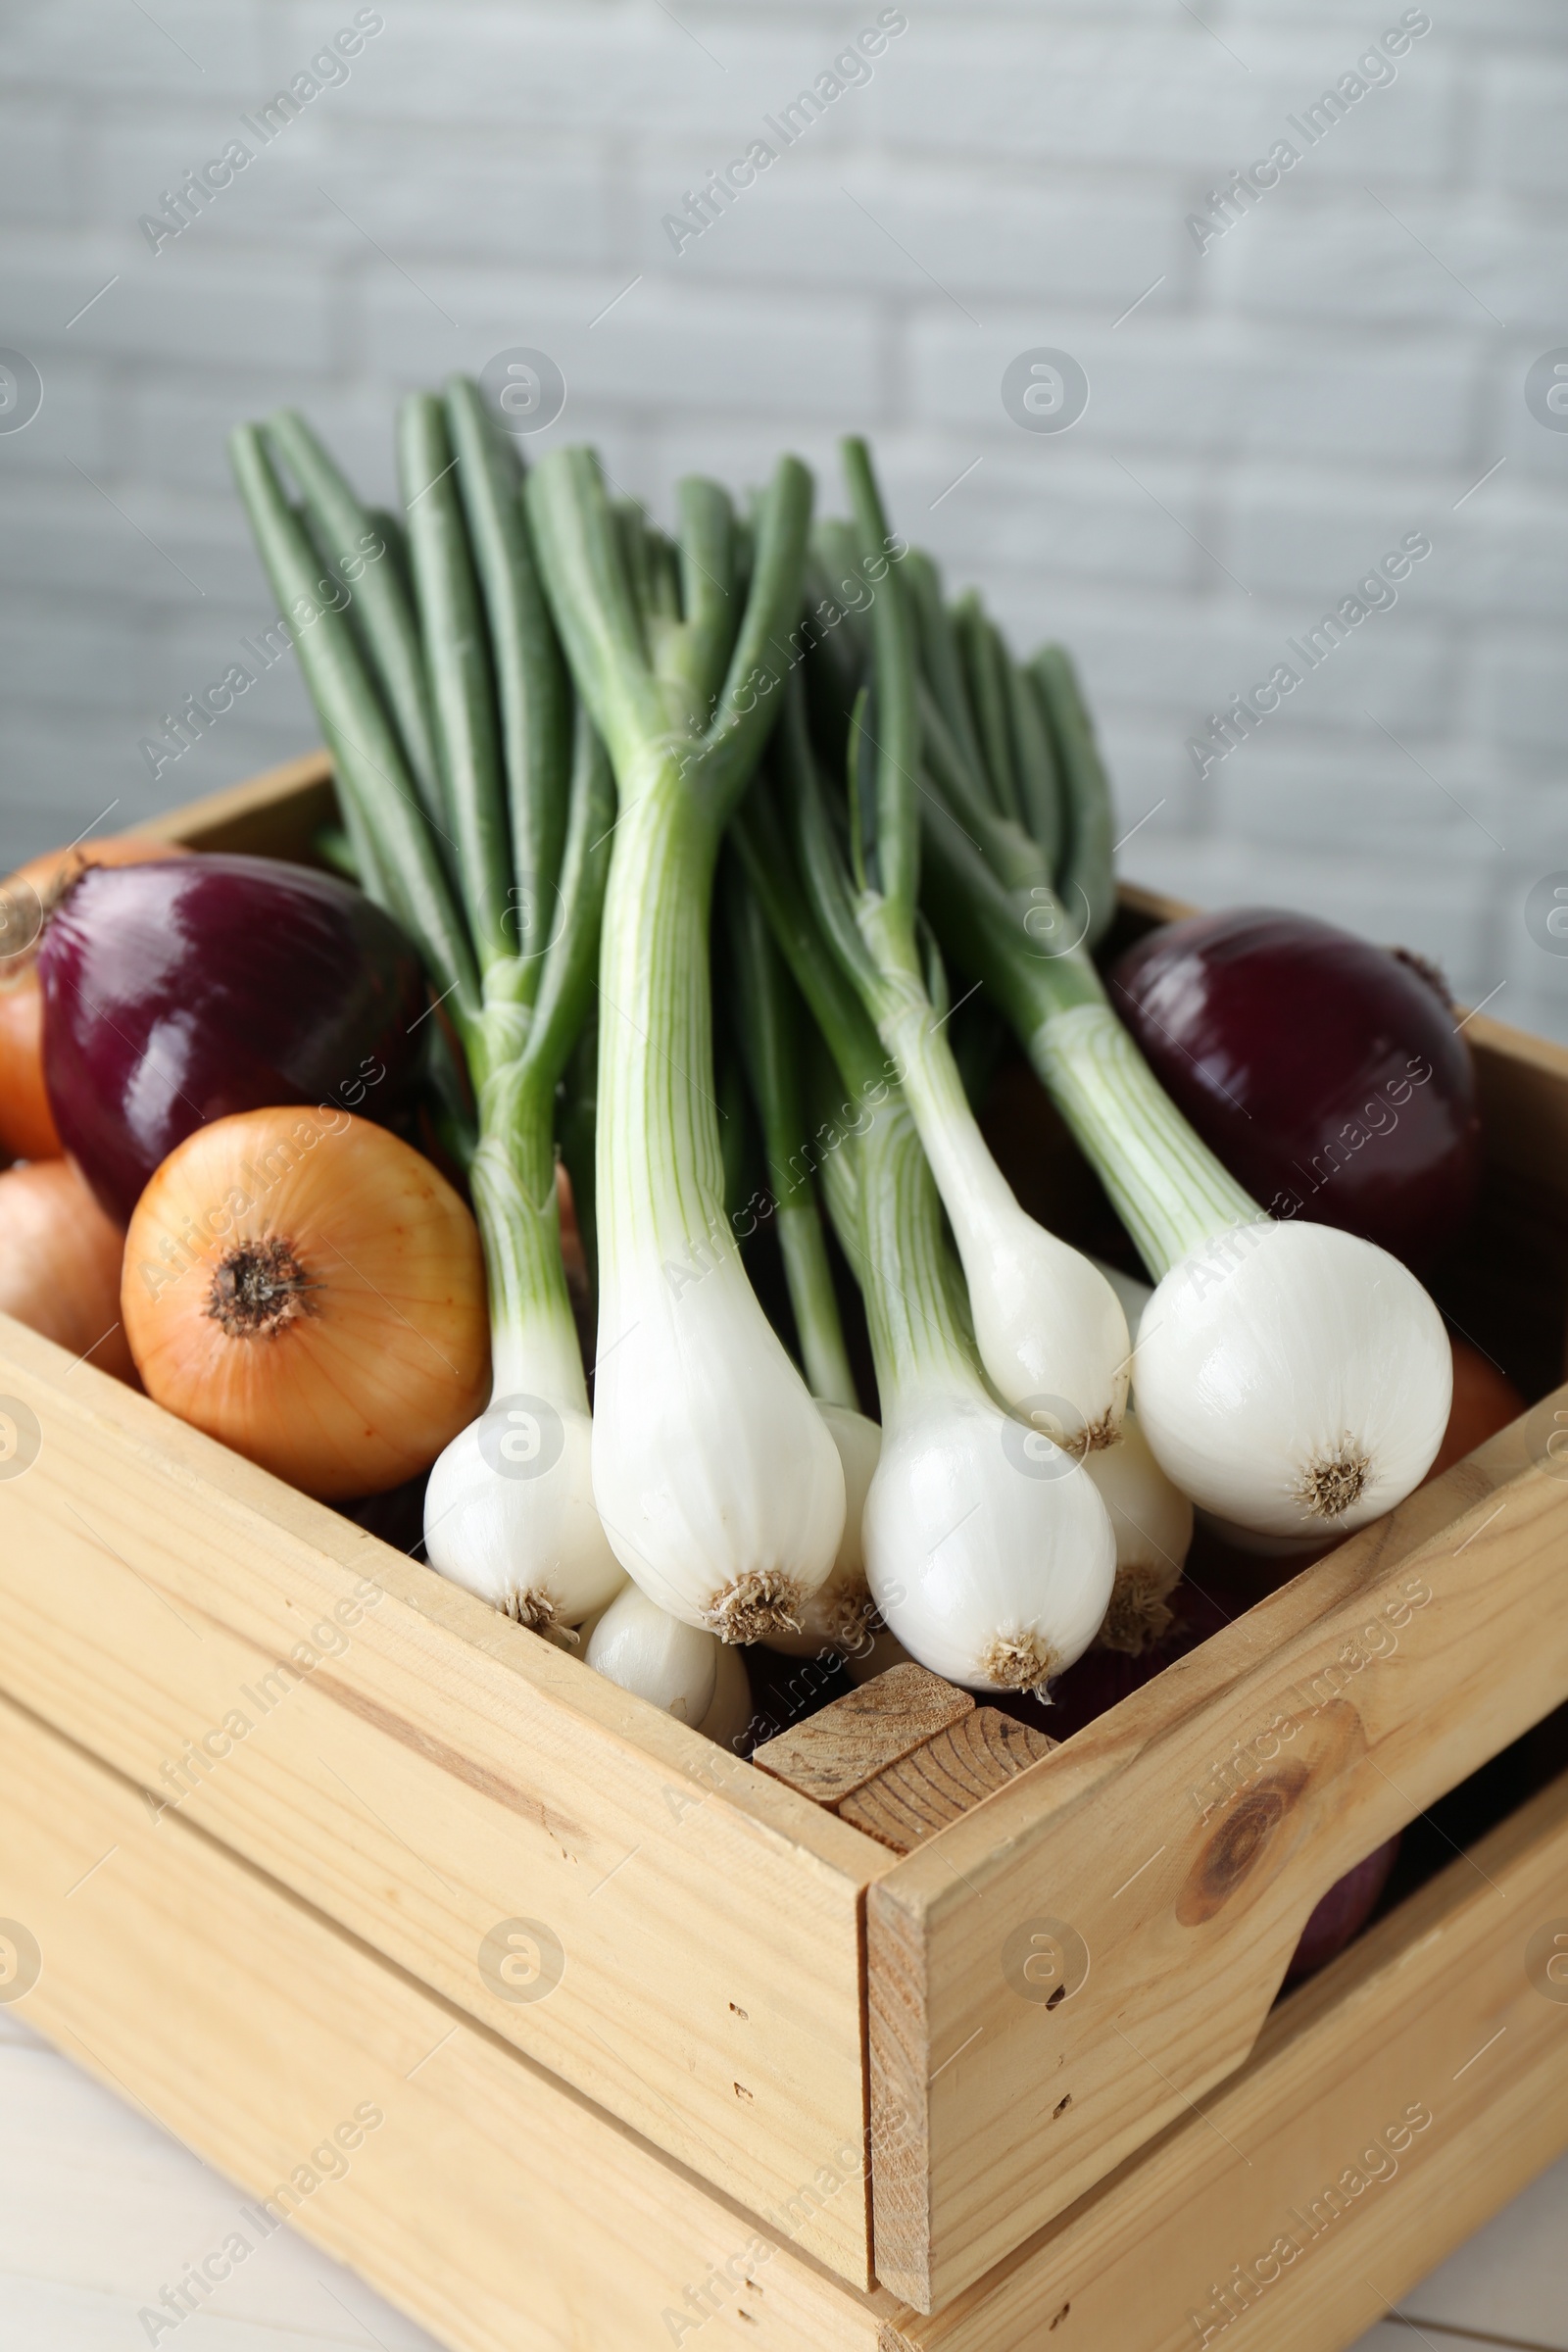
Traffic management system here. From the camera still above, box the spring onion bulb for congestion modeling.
[527,451,845,1640]
[783,443,1129,1450]
[1084,1407,1192,1652]
[422,1382,623,1630]
[834,1094,1114,1691]
[733,782,1115,1694]
[585,1581,718,1724]
[1133,1220,1449,1542]
[763,1399,883,1657]
[697,1638,754,1750]
[919,726,1451,1543]
[232,385,623,1633]
[722,857,884,1657]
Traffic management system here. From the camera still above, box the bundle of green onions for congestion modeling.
[232,395,1451,1705]
[231,384,624,1635]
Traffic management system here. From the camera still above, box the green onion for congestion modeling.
[724,851,858,1411]
[231,390,624,1634]
[733,761,1115,1693]
[525,446,847,1642]
[774,439,1131,1451]
[914,636,1451,1555]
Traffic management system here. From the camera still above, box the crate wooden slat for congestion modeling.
[6,1680,1566,2352]
[122,748,340,859]
[0,1689,892,2352]
[866,1405,1568,2308]
[7,750,1568,2326]
[0,1313,886,2285]
[754,1664,977,1806]
[885,1760,1568,2352]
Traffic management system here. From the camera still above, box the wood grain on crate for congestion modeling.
[838,1709,1057,1856]
[754,1665,976,1806]
[878,1765,1568,2352]
[0,1690,897,2352]
[0,1315,891,2287]
[868,1401,1568,2309]
[7,1683,1568,2352]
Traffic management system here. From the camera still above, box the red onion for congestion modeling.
[1285,1835,1400,1983]
[40,856,426,1224]
[1109,908,1481,1270]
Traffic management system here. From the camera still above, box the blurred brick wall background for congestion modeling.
[3,1,1566,1030]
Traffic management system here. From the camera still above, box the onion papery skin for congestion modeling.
[1110,907,1481,1271]
[0,1157,135,1381]
[40,854,426,1225]
[422,1396,625,1634]
[763,1402,882,1659]
[122,1106,488,1498]
[0,835,190,1163]
[1132,1219,1451,1542]
[864,1391,1116,1693]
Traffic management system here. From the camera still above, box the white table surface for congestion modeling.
[2,2006,1564,2352]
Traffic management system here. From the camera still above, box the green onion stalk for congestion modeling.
[524,449,847,1643]
[731,776,1115,1694]
[904,552,1116,954]
[723,853,858,1411]
[779,440,1131,1452]
[723,852,882,1657]
[912,577,1451,1551]
[230,381,624,1633]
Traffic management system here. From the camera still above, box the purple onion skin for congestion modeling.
[1285,1836,1400,1984]
[1109,907,1481,1270]
[40,855,427,1224]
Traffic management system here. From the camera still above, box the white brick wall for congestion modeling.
[3,0,1566,1035]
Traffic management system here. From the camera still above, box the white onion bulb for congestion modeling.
[424,1394,625,1635]
[592,1245,846,1641]
[864,1390,1116,1692]
[696,1639,754,1750]
[763,1403,882,1657]
[1084,1403,1193,1653]
[585,1580,719,1723]
[1133,1220,1450,1542]
[959,1205,1132,1448]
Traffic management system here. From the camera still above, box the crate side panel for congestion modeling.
[0,1692,888,2352]
[881,1767,1568,2352]
[127,748,338,858]
[0,1318,881,2283]
[871,1410,1568,2307]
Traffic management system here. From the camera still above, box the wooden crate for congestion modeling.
[3,752,1568,2337]
[7,1678,1567,2352]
